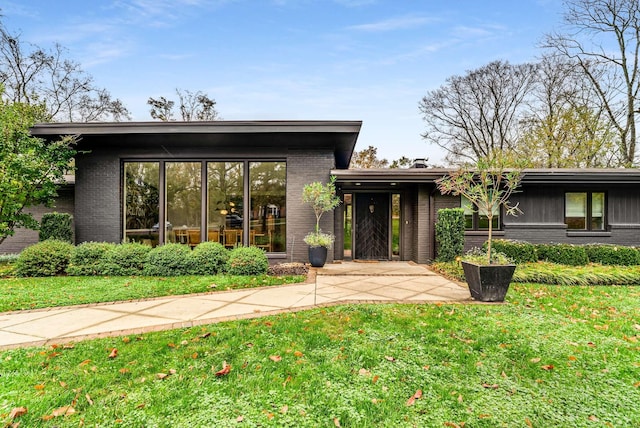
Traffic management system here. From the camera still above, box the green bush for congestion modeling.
[584,244,640,266]
[485,239,537,264]
[67,242,116,276]
[39,212,73,243]
[536,243,588,266]
[143,243,196,276]
[190,242,229,275]
[435,208,465,262]
[226,246,269,276]
[100,242,151,276]
[15,239,74,277]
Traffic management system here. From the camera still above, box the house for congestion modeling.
[3,120,640,263]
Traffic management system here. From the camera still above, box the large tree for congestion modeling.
[544,0,640,166]
[419,60,538,164]
[0,94,76,244]
[148,89,219,121]
[0,20,130,122]
[518,55,617,167]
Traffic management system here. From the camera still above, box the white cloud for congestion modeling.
[347,15,436,32]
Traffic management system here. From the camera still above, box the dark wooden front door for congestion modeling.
[354,193,389,260]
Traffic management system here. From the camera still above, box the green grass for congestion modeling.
[0,275,305,312]
[2,284,639,427]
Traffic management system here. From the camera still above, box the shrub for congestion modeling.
[67,242,116,276]
[15,239,73,277]
[268,262,309,276]
[143,243,196,276]
[226,246,268,276]
[536,243,588,266]
[435,208,465,262]
[584,244,640,266]
[39,212,73,243]
[485,239,537,264]
[190,242,229,275]
[462,247,512,265]
[100,242,151,276]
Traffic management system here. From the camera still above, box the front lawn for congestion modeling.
[2,284,639,427]
[0,275,305,312]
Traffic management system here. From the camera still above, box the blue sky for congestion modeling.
[3,0,563,164]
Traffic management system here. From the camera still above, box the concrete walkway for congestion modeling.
[0,262,470,350]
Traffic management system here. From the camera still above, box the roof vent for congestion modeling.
[411,158,428,168]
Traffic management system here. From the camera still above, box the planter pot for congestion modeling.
[308,246,328,268]
[461,261,516,302]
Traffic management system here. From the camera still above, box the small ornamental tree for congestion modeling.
[302,176,341,248]
[436,157,524,264]
[0,94,76,244]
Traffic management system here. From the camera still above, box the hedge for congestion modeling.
[435,208,465,262]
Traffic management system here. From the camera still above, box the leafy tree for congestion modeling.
[349,145,389,168]
[0,20,130,122]
[0,94,76,244]
[544,0,640,166]
[148,88,219,121]
[436,157,523,264]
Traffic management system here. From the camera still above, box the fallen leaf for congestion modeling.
[294,350,304,357]
[79,359,91,367]
[192,352,199,359]
[270,355,282,362]
[334,417,341,427]
[86,394,94,405]
[280,405,288,414]
[372,375,379,383]
[108,348,118,359]
[384,356,396,362]
[633,381,640,388]
[51,406,75,417]
[633,324,640,331]
[541,365,554,370]
[568,355,577,361]
[119,368,130,374]
[214,362,231,377]
[122,337,131,343]
[588,415,598,421]
[34,384,45,390]
[482,383,499,389]
[201,332,212,338]
[167,343,176,348]
[9,407,27,419]
[525,418,533,427]
[406,389,423,406]
[237,415,244,422]
[478,414,491,419]
[63,343,75,349]
[136,403,146,409]
[181,340,189,346]
[530,357,541,363]
[156,373,170,380]
[358,368,370,376]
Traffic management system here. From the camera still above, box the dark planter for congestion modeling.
[461,261,516,302]
[308,246,328,267]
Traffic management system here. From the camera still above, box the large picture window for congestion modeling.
[250,162,286,253]
[461,196,500,230]
[124,162,160,246]
[565,192,605,230]
[123,160,286,253]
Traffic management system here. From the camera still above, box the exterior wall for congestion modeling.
[73,140,335,263]
[504,183,640,246]
[0,186,75,254]
[401,187,416,262]
[285,150,336,263]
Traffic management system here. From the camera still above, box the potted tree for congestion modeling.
[436,157,523,302]
[302,176,341,267]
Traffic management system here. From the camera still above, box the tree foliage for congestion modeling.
[436,157,524,264]
[544,0,640,166]
[148,88,219,121]
[350,145,424,169]
[0,20,130,122]
[0,94,76,244]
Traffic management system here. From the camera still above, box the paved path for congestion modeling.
[0,262,470,349]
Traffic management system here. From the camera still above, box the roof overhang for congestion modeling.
[333,167,640,186]
[30,120,362,169]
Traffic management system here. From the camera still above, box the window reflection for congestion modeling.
[250,162,286,252]
[124,162,160,246]
[207,162,243,248]
[166,162,202,246]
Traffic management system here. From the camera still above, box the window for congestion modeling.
[124,162,160,246]
[461,196,500,230]
[565,192,605,230]
[123,160,286,252]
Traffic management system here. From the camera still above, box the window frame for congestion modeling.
[564,191,607,231]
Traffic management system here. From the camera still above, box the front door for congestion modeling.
[354,193,389,260]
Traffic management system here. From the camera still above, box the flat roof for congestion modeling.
[31,120,363,169]
[334,167,640,185]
